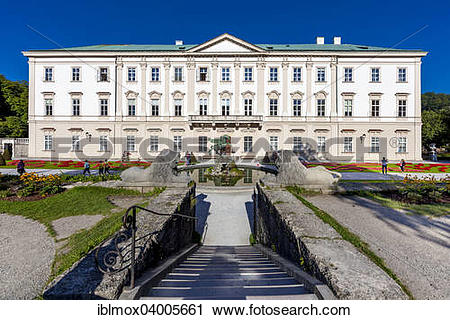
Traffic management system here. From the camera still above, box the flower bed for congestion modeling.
[304,162,450,173]
[5,160,151,170]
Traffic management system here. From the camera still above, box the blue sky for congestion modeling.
[1,0,449,93]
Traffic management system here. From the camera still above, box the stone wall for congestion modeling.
[43,185,196,299]
[255,184,407,299]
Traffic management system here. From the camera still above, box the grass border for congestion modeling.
[286,186,414,299]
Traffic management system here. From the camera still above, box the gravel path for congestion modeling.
[52,215,104,240]
[304,195,450,299]
[0,214,55,299]
[196,188,253,246]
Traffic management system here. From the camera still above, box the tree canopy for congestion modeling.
[420,92,450,148]
[0,74,28,137]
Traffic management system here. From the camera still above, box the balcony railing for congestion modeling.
[188,115,263,123]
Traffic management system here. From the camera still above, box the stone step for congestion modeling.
[146,284,310,298]
[142,294,318,300]
[165,271,290,280]
[173,267,282,273]
[158,278,299,287]
[178,262,277,268]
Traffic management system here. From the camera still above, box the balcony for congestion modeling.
[188,115,263,129]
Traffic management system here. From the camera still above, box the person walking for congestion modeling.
[98,160,104,175]
[400,159,406,173]
[186,152,191,166]
[16,160,25,176]
[381,157,388,175]
[104,159,110,175]
[83,160,91,176]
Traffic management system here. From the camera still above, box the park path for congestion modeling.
[196,188,253,246]
[0,214,55,299]
[304,194,450,299]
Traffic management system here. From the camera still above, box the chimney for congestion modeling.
[175,40,183,45]
[316,36,324,45]
[333,36,341,45]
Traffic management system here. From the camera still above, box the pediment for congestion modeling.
[188,33,265,53]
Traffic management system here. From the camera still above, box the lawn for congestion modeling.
[360,192,450,217]
[305,162,450,173]
[0,186,164,282]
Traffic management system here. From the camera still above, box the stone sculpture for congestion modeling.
[262,150,341,190]
[120,149,191,184]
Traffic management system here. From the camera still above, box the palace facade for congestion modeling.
[23,33,427,161]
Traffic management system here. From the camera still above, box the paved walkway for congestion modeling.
[304,195,450,299]
[0,214,55,299]
[196,188,253,246]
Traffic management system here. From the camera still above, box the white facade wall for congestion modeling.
[24,35,426,161]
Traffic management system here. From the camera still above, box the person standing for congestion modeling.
[400,159,406,173]
[186,152,191,166]
[16,160,25,176]
[83,160,91,176]
[381,157,388,175]
[104,159,110,175]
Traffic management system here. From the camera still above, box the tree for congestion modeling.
[0,74,28,138]
[422,110,446,147]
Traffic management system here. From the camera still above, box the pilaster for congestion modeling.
[187,58,195,115]
[330,57,337,117]
[305,59,313,117]
[140,60,147,117]
[116,59,123,117]
[163,60,170,116]
[256,58,266,115]
[282,59,289,116]
[234,59,241,115]
[211,60,218,114]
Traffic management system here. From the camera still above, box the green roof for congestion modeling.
[42,43,423,52]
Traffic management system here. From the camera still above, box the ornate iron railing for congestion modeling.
[95,204,197,290]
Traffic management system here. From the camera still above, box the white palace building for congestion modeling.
[23,33,427,161]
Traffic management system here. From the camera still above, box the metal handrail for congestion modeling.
[95,203,197,290]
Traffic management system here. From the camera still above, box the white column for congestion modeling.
[28,57,36,157]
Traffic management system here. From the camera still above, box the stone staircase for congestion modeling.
[141,246,318,300]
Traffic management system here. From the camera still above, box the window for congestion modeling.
[317,136,326,153]
[317,99,325,117]
[127,67,136,81]
[99,68,108,82]
[72,98,80,116]
[398,68,407,82]
[221,67,230,81]
[371,68,380,82]
[199,98,208,115]
[370,137,380,153]
[244,99,253,116]
[199,136,208,152]
[293,67,302,82]
[173,136,182,152]
[44,135,53,151]
[45,99,53,116]
[317,67,325,82]
[221,98,230,116]
[269,99,278,116]
[149,136,159,152]
[269,136,278,151]
[100,136,108,152]
[398,99,407,117]
[72,67,80,81]
[244,67,253,81]
[398,137,407,153]
[44,67,53,81]
[151,99,159,116]
[269,67,278,81]
[344,68,353,82]
[174,67,183,81]
[127,99,136,116]
[293,136,303,153]
[198,67,208,81]
[293,99,301,116]
[100,99,108,116]
[71,135,80,151]
[343,137,353,152]
[344,99,353,117]
[151,67,160,81]
[174,99,182,116]
[126,136,136,152]
[244,136,253,152]
[371,99,380,117]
